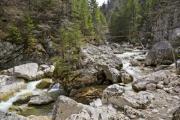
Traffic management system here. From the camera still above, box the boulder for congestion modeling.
[173,107,180,120]
[102,84,125,103]
[132,70,172,92]
[5,63,39,80]
[145,41,174,66]
[102,84,154,109]
[13,92,33,105]
[3,63,55,81]
[36,78,53,89]
[52,95,129,120]
[81,44,123,83]
[97,65,121,83]
[59,70,97,92]
[28,92,54,106]
[52,95,85,120]
[81,44,123,69]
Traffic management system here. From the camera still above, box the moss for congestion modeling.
[19,103,54,117]
[13,92,33,105]
[36,78,53,89]
[0,92,14,101]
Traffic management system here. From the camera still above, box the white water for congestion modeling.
[0,80,41,112]
[117,50,145,79]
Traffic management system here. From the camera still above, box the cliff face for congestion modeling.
[103,0,180,48]
[141,0,180,48]
[0,0,70,68]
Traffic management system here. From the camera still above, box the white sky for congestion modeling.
[97,0,108,6]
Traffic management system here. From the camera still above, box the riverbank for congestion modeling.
[0,43,179,120]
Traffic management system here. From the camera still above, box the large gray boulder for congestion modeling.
[97,65,121,83]
[81,44,123,83]
[3,63,55,80]
[102,84,154,109]
[5,63,39,80]
[28,92,54,106]
[52,96,129,120]
[132,70,172,92]
[145,41,174,66]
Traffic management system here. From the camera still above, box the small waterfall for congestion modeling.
[0,80,41,112]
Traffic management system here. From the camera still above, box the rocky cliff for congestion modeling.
[141,0,180,48]
[0,0,71,69]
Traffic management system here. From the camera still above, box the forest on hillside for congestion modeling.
[0,0,180,120]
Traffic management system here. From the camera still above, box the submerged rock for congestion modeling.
[59,70,97,92]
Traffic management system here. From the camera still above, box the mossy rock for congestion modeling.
[9,105,23,113]
[19,103,54,117]
[13,92,33,105]
[0,92,14,101]
[9,105,34,114]
[36,78,53,89]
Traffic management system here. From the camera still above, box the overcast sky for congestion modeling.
[97,0,108,6]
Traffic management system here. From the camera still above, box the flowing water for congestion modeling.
[116,49,152,91]
[0,80,41,112]
[0,47,150,116]
[117,50,146,79]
